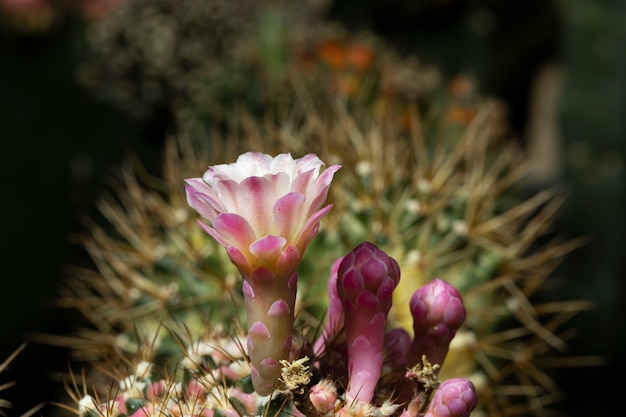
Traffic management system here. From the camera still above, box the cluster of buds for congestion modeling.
[75,354,263,417]
[313,243,475,417]
[74,152,477,417]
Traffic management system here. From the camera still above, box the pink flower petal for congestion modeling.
[185,179,223,220]
[297,204,333,249]
[213,179,240,211]
[213,213,256,250]
[294,153,324,175]
[204,166,229,186]
[307,165,341,216]
[206,153,272,183]
[267,172,292,196]
[249,235,287,266]
[226,245,253,276]
[185,177,211,194]
[198,221,229,246]
[275,245,301,279]
[290,168,316,195]
[270,153,298,173]
[237,176,277,235]
[273,192,306,241]
[239,152,273,169]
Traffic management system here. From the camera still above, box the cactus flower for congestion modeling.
[336,242,401,403]
[424,378,477,417]
[185,152,340,276]
[408,279,466,369]
[185,152,340,395]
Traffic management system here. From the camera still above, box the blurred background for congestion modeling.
[0,0,623,416]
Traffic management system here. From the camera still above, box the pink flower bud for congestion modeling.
[313,256,345,356]
[408,279,466,368]
[383,327,412,369]
[424,378,477,417]
[337,242,400,403]
[309,379,338,414]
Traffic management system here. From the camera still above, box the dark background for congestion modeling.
[1,0,624,416]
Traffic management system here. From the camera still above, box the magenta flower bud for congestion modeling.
[185,152,340,395]
[313,256,345,356]
[408,279,466,369]
[424,378,477,417]
[309,379,338,414]
[337,242,401,403]
[383,327,412,369]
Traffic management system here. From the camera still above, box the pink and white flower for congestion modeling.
[185,152,340,278]
[185,152,340,395]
